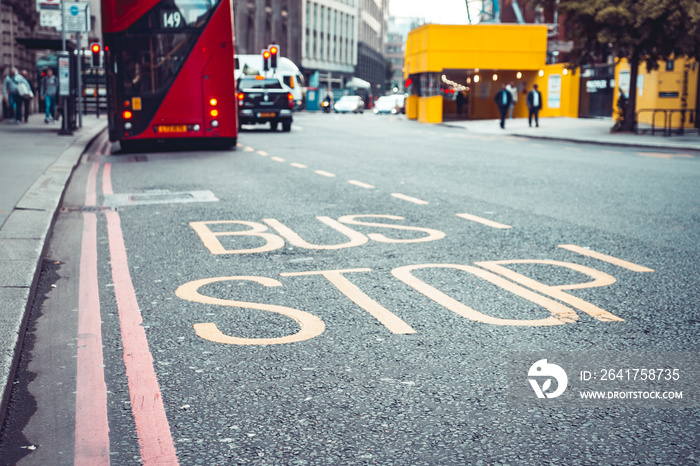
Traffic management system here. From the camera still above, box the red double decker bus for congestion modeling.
[101,0,237,149]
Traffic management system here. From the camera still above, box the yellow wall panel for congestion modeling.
[405,24,548,74]
[406,95,419,120]
[418,96,443,123]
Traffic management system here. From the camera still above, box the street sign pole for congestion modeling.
[76,31,83,127]
[59,0,72,135]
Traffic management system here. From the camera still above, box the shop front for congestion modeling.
[404,24,579,124]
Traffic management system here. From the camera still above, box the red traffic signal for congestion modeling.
[269,44,279,69]
[90,43,101,67]
[262,49,270,71]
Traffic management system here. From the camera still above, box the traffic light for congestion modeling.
[269,44,279,69]
[262,49,270,71]
[90,43,101,67]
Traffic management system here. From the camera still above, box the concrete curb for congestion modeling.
[441,121,700,153]
[507,133,700,153]
[0,122,107,430]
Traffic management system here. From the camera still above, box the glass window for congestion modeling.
[237,77,284,89]
[119,0,221,97]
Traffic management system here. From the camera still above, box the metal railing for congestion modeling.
[635,108,697,137]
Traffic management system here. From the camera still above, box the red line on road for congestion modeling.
[105,210,179,465]
[102,163,113,195]
[75,165,110,465]
[85,163,99,206]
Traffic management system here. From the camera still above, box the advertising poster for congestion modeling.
[547,74,561,109]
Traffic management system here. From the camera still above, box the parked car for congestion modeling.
[334,95,364,113]
[373,95,403,114]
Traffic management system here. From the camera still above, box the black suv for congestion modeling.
[236,76,294,132]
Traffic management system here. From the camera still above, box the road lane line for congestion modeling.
[257,150,268,156]
[559,244,655,272]
[244,146,255,152]
[391,193,429,205]
[290,163,307,169]
[75,164,110,465]
[456,213,512,229]
[347,180,375,189]
[106,211,179,465]
[271,156,286,162]
[315,170,336,177]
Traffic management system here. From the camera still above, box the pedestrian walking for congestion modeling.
[20,69,36,123]
[494,83,512,129]
[41,69,58,124]
[526,84,543,127]
[2,67,31,124]
[506,81,517,119]
[456,90,464,116]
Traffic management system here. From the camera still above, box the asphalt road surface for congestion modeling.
[1,112,699,465]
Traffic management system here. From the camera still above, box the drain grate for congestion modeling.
[61,205,117,213]
[129,192,195,202]
[104,190,219,207]
[88,154,148,163]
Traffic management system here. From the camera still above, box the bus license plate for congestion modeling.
[156,125,188,133]
[258,112,276,118]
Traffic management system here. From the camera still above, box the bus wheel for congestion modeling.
[269,121,279,131]
[282,121,292,132]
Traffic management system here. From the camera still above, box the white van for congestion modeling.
[235,54,305,110]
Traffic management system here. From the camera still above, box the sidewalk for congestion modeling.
[0,112,107,427]
[442,117,700,152]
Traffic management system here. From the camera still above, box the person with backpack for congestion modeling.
[2,67,31,124]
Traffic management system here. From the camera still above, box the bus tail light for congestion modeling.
[123,110,133,119]
[237,93,245,107]
[210,109,219,117]
[288,93,294,109]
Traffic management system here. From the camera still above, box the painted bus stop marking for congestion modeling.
[280,269,416,335]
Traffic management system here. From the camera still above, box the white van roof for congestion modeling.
[235,54,301,74]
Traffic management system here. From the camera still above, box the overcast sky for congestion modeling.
[389,0,475,25]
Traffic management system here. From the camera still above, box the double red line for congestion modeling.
[75,138,178,465]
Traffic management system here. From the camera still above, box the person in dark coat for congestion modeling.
[20,69,36,123]
[527,84,543,127]
[494,83,513,129]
